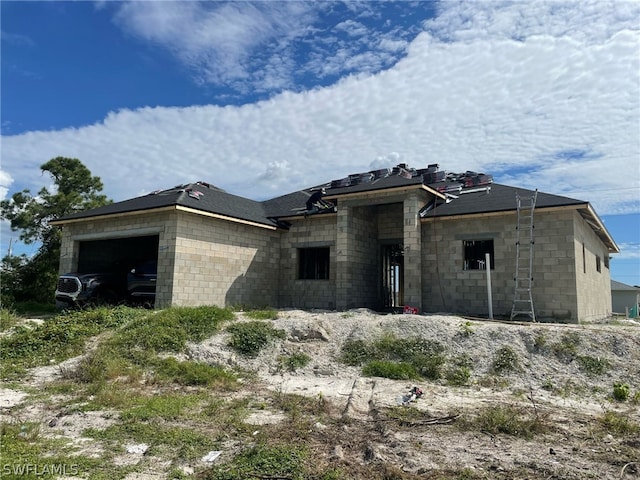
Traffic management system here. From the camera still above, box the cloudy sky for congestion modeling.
[2,0,639,285]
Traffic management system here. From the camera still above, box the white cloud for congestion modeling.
[113,1,320,92]
[2,0,638,223]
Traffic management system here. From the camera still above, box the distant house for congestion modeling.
[51,163,618,323]
[611,280,640,317]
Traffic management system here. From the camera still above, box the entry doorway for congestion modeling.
[381,243,404,309]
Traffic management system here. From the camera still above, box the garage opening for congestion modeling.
[77,235,159,303]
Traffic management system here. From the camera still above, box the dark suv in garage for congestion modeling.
[55,261,157,308]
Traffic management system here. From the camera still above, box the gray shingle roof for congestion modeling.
[425,183,585,218]
[51,165,616,253]
[54,182,278,228]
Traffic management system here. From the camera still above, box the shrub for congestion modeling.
[340,339,374,365]
[492,345,520,374]
[446,354,473,386]
[0,308,19,332]
[226,321,286,357]
[362,360,418,380]
[467,404,547,439]
[576,355,610,376]
[457,321,475,337]
[613,382,630,402]
[278,352,311,372]
[340,333,445,381]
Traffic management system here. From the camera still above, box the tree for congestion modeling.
[1,157,111,305]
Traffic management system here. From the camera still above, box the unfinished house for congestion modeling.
[52,164,618,322]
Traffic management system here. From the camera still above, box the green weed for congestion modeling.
[576,355,610,376]
[153,357,237,387]
[119,393,202,422]
[552,331,581,363]
[114,306,232,361]
[226,321,286,357]
[599,410,639,436]
[446,355,473,386]
[244,309,279,320]
[362,360,419,380]
[491,345,520,374]
[340,333,445,381]
[0,306,147,378]
[278,352,311,372]
[84,422,217,461]
[203,444,307,480]
[613,382,631,402]
[0,307,19,331]
[465,404,548,439]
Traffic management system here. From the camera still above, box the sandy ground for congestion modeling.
[2,309,640,479]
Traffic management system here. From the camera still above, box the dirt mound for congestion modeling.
[3,309,639,479]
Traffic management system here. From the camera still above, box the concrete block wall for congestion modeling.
[339,205,378,309]
[573,211,612,322]
[403,192,424,310]
[172,211,280,308]
[57,211,177,308]
[278,215,337,309]
[531,209,579,321]
[421,209,579,321]
[377,203,403,241]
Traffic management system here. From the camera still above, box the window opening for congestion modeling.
[463,240,494,270]
[298,247,330,280]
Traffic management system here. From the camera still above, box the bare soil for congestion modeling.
[2,310,639,479]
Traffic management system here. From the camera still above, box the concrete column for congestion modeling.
[403,193,422,310]
[335,204,351,310]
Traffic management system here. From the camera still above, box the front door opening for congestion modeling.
[381,244,404,309]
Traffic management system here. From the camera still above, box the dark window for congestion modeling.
[463,240,494,270]
[582,243,586,273]
[299,247,330,280]
[596,255,601,273]
[604,256,610,269]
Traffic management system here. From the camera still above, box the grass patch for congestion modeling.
[114,306,233,362]
[1,421,107,479]
[0,306,148,378]
[0,307,20,331]
[226,321,286,357]
[341,332,445,381]
[552,331,581,363]
[576,355,610,376]
[244,308,279,320]
[599,410,639,436]
[153,357,237,387]
[85,422,218,461]
[277,352,311,372]
[202,444,307,480]
[465,404,548,439]
[362,360,418,380]
[446,354,473,386]
[120,393,203,422]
